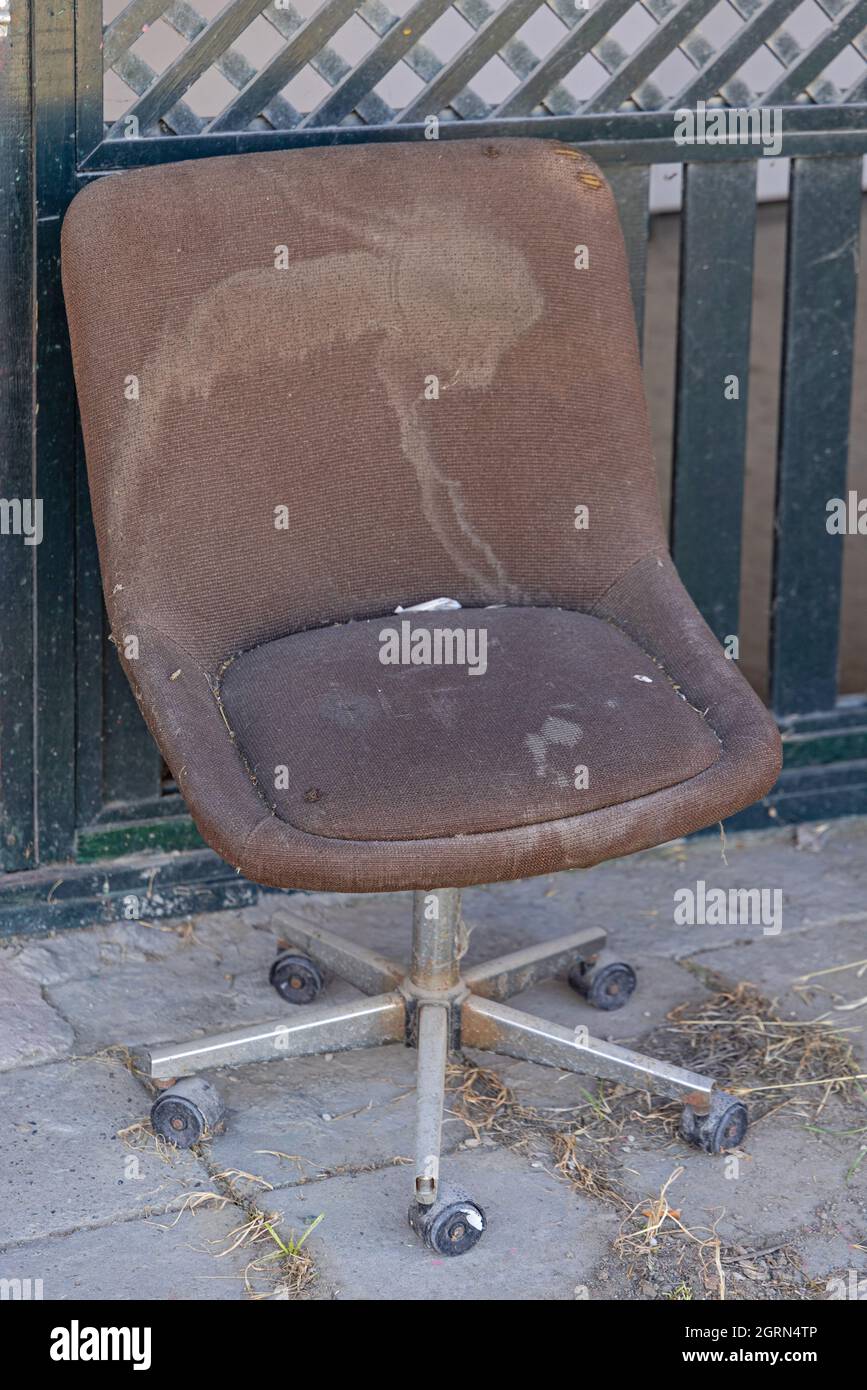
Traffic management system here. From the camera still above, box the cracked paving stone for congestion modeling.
[0,967,74,1070]
[616,1105,867,1254]
[43,955,339,1053]
[684,917,867,1063]
[201,1044,429,1191]
[0,1058,209,1246]
[270,1147,612,1300]
[0,1202,254,1301]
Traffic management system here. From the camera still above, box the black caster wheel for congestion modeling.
[408,1188,487,1257]
[569,952,637,1011]
[151,1076,225,1149]
[269,952,324,1005]
[680,1091,748,1154]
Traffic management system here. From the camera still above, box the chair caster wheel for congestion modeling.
[408,1189,487,1256]
[270,952,324,1004]
[681,1091,748,1154]
[569,952,637,1011]
[150,1076,224,1149]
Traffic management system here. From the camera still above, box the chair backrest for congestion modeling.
[62,138,665,672]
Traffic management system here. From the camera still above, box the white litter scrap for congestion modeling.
[462,1206,484,1230]
[395,597,462,612]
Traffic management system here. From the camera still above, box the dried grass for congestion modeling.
[580,980,866,1147]
[447,980,866,1299]
[159,1170,322,1297]
[445,1059,630,1206]
[448,982,864,1202]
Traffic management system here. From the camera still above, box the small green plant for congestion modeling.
[667,1282,694,1301]
[264,1211,324,1258]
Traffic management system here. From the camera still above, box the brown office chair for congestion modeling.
[62,138,781,1256]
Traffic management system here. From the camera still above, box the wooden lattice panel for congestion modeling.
[94,0,867,130]
[100,0,867,137]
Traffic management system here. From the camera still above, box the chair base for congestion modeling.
[142,889,746,1256]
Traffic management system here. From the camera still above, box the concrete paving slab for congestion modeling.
[270,1147,611,1300]
[0,968,74,1071]
[0,1058,209,1246]
[466,820,867,961]
[44,954,364,1053]
[4,905,281,990]
[616,1107,867,1249]
[202,1043,432,1191]
[797,1215,867,1298]
[0,1203,254,1301]
[685,918,867,1062]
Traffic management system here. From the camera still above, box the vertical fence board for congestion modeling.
[671,161,757,645]
[34,220,78,860]
[33,0,78,861]
[771,155,862,717]
[0,0,36,871]
[74,3,165,820]
[102,640,164,807]
[75,0,106,164]
[75,419,106,827]
[607,164,650,354]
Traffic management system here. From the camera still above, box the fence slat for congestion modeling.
[762,0,867,107]
[606,164,649,353]
[396,0,544,123]
[494,0,633,117]
[103,0,169,70]
[74,425,106,827]
[205,0,359,133]
[302,0,453,128]
[670,161,757,645]
[668,0,793,109]
[771,155,862,717]
[0,0,36,871]
[34,0,78,862]
[102,638,164,807]
[109,0,270,135]
[587,0,719,113]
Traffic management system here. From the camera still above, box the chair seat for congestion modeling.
[220,606,721,843]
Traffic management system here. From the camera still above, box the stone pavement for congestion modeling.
[1,817,866,1301]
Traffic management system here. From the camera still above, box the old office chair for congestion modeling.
[62,138,780,1256]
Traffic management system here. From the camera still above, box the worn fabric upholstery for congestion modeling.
[61,138,781,892]
[219,606,722,841]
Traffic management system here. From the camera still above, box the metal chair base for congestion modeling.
[141,888,729,1254]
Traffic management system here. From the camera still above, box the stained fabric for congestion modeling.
[61,138,781,892]
[219,606,722,841]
